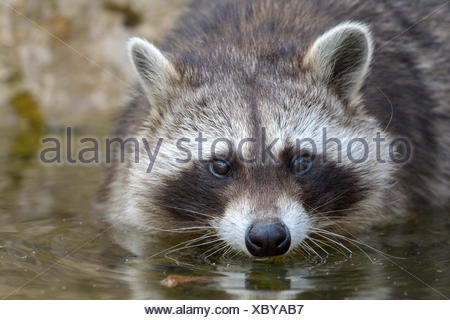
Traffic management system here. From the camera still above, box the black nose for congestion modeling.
[245,223,291,257]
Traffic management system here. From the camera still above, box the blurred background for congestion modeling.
[0,0,448,300]
[0,0,187,133]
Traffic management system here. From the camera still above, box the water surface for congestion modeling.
[0,129,448,299]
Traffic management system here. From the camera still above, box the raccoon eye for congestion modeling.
[290,154,312,175]
[209,159,232,178]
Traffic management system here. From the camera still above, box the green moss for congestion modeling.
[104,2,142,27]
[9,91,45,158]
[10,91,45,130]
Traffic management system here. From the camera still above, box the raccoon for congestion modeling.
[101,0,449,258]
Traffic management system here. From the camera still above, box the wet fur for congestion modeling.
[100,0,450,257]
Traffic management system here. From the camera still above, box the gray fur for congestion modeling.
[100,0,450,258]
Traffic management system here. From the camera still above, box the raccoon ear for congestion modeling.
[304,21,373,104]
[127,37,179,107]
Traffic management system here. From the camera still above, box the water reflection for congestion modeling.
[0,129,448,299]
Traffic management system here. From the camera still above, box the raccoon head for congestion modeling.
[120,22,401,259]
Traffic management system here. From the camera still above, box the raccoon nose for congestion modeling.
[245,223,291,257]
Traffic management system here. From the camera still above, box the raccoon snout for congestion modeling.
[245,222,291,257]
